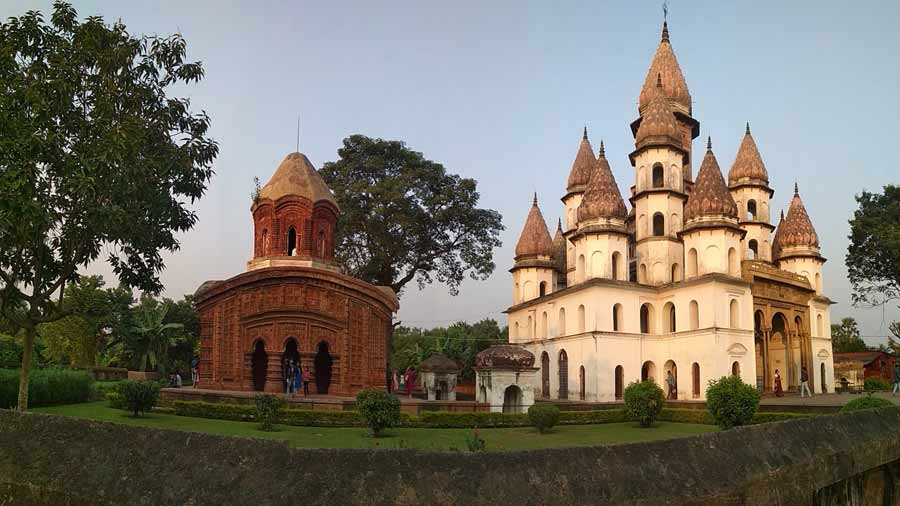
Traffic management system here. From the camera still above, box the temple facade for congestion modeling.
[506,21,833,402]
[194,152,398,396]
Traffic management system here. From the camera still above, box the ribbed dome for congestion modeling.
[635,75,682,152]
[728,123,769,186]
[639,22,691,114]
[566,128,596,192]
[259,152,338,208]
[684,138,739,222]
[773,184,819,255]
[475,345,535,370]
[514,194,553,258]
[551,219,566,273]
[577,141,627,222]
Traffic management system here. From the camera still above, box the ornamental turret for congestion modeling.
[773,184,825,293]
[562,128,598,278]
[728,123,775,261]
[551,219,567,290]
[682,138,745,278]
[512,194,557,304]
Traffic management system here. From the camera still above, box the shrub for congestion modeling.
[841,396,895,413]
[0,335,22,369]
[0,368,94,409]
[623,380,666,427]
[559,409,628,425]
[254,394,286,431]
[355,389,401,437]
[92,381,122,401]
[417,411,528,428]
[117,380,160,417]
[528,404,560,433]
[705,376,761,429]
[106,391,126,410]
[864,377,891,394]
[464,428,486,452]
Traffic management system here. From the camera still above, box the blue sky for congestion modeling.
[5,1,899,344]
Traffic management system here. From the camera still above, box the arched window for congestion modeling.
[652,213,665,236]
[558,307,566,336]
[611,252,621,280]
[640,303,655,334]
[579,365,586,400]
[687,248,698,278]
[728,247,739,275]
[577,255,586,282]
[664,302,676,333]
[652,163,664,188]
[641,361,656,382]
[747,199,757,220]
[639,264,648,284]
[577,305,585,333]
[615,366,624,400]
[689,300,699,330]
[540,352,550,398]
[558,350,569,399]
[748,240,758,260]
[732,361,741,377]
[692,363,700,398]
[287,227,297,256]
[539,281,547,297]
[729,299,739,329]
[817,314,824,337]
[541,312,548,338]
[671,263,680,282]
[612,303,623,331]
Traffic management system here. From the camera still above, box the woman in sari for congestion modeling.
[774,369,784,397]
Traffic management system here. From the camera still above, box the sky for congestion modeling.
[4,0,900,345]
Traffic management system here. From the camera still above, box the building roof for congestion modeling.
[419,353,460,373]
[834,351,891,365]
[475,345,535,370]
[773,184,819,254]
[635,75,682,152]
[577,141,628,222]
[728,123,770,186]
[514,194,554,258]
[566,128,596,192]
[258,152,338,208]
[638,22,691,114]
[551,219,567,273]
[684,138,739,221]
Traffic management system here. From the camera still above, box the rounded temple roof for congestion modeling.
[635,75,682,152]
[567,128,596,192]
[728,123,770,186]
[684,138,739,222]
[258,152,338,208]
[514,194,554,258]
[577,141,628,222]
[773,184,820,254]
[638,22,691,114]
[419,353,460,373]
[475,345,535,370]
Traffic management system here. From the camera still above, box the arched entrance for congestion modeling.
[732,361,741,377]
[579,366,585,400]
[314,341,333,394]
[283,338,300,365]
[251,340,268,392]
[503,385,522,414]
[558,350,569,399]
[664,360,677,399]
[437,380,449,400]
[287,227,297,255]
[541,352,550,398]
[692,363,700,398]
[754,310,765,390]
[771,313,790,389]
[820,363,827,393]
[641,361,656,383]
[614,365,624,400]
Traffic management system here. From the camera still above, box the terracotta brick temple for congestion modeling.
[194,152,398,396]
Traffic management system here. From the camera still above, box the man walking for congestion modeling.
[892,365,900,396]
[800,366,812,397]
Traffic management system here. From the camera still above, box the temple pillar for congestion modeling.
[762,329,770,390]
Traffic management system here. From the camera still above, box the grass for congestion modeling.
[34,401,716,452]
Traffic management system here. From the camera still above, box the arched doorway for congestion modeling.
[692,363,700,398]
[664,360,677,399]
[820,363,827,393]
[615,365,624,400]
[754,310,765,390]
[251,340,268,392]
[541,352,550,398]
[282,338,300,393]
[558,350,569,399]
[732,361,741,377]
[641,361,656,383]
[437,380,449,400]
[287,227,297,256]
[579,366,585,401]
[314,341,333,394]
[771,313,790,389]
[503,385,522,414]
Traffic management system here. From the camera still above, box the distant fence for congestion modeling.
[2,408,900,505]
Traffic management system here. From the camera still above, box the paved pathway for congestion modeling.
[760,391,900,408]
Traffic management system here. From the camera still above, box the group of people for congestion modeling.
[283,359,311,398]
[772,366,813,397]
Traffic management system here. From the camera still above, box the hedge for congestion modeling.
[0,368,94,409]
[172,401,368,427]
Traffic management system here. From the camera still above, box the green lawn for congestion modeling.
[34,401,715,452]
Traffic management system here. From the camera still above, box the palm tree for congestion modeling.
[129,297,183,373]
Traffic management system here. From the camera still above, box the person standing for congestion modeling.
[405,367,416,398]
[294,363,303,398]
[800,366,811,397]
[190,357,199,388]
[666,370,677,400]
[892,366,900,396]
[303,365,312,396]
[774,369,784,397]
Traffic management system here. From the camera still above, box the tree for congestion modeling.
[847,185,900,307]
[831,317,868,353]
[127,296,183,373]
[320,135,503,296]
[391,319,507,380]
[0,3,217,410]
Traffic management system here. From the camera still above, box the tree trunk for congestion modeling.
[16,325,36,411]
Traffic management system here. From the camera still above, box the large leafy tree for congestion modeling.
[127,296,183,373]
[392,319,507,380]
[830,317,868,353]
[320,135,503,296]
[0,3,217,410]
[847,185,900,307]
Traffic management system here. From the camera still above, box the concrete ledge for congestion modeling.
[3,407,900,505]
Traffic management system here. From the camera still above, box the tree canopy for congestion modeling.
[847,185,900,307]
[392,319,507,379]
[0,2,217,409]
[319,135,503,296]
[830,317,868,353]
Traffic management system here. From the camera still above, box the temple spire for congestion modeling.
[794,182,799,196]
[583,126,588,139]
[661,21,669,43]
[533,191,538,206]
[707,136,712,151]
[746,122,751,134]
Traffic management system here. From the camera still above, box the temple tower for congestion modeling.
[563,128,597,284]
[511,194,556,307]
[773,184,825,294]
[728,124,775,261]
